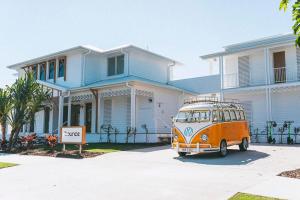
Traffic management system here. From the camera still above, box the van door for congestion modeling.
[221,110,232,143]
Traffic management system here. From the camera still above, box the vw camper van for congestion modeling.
[172,97,250,157]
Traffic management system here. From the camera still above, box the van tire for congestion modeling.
[239,138,248,151]
[178,152,187,157]
[219,140,228,157]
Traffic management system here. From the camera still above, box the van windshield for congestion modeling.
[175,110,211,123]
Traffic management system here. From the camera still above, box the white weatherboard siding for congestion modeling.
[201,33,300,144]
[129,49,170,83]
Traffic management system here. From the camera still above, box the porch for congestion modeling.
[22,85,170,143]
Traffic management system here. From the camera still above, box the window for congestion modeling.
[235,110,241,120]
[219,110,224,121]
[175,110,210,123]
[48,60,55,80]
[58,57,66,80]
[39,63,46,80]
[224,110,231,121]
[107,55,124,76]
[229,110,237,120]
[32,65,38,80]
[240,111,245,120]
[212,110,219,122]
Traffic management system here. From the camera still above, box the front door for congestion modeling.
[273,51,286,83]
[71,105,80,126]
[85,103,92,132]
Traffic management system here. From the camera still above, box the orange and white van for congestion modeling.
[171,97,250,157]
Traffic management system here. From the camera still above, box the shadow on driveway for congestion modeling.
[174,149,270,165]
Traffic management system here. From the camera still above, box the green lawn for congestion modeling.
[0,162,17,169]
[37,143,166,153]
[229,193,282,200]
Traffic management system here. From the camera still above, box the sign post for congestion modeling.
[60,126,86,153]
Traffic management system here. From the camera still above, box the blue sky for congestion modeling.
[0,0,293,88]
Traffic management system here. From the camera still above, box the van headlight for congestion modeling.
[173,134,178,140]
[201,134,208,141]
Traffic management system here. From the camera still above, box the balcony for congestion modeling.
[223,73,265,89]
[223,67,300,89]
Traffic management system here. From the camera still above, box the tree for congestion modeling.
[7,72,50,151]
[280,0,300,46]
[0,88,11,145]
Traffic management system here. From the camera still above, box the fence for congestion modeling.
[249,122,300,144]
[85,132,170,143]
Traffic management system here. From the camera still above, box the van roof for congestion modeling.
[179,102,244,111]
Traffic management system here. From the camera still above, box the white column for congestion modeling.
[49,109,53,133]
[130,88,136,128]
[97,92,101,133]
[57,94,64,135]
[264,48,271,121]
[67,96,72,126]
[219,56,224,101]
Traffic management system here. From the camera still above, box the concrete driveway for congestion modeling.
[0,144,300,200]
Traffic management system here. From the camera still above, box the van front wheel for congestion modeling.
[178,152,187,157]
[239,138,249,151]
[219,140,228,157]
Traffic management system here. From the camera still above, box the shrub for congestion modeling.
[46,135,58,151]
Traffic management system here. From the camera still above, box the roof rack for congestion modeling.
[183,96,244,109]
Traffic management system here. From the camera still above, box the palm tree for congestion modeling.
[0,88,11,145]
[7,72,50,150]
[280,0,300,46]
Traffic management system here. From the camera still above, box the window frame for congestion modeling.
[240,110,245,120]
[235,110,241,120]
[58,56,66,81]
[223,110,231,122]
[229,110,237,121]
[39,62,46,80]
[48,59,56,81]
[107,54,125,77]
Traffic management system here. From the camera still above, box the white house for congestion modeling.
[201,33,300,143]
[7,45,197,143]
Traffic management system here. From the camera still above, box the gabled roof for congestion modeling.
[200,33,295,59]
[7,44,182,70]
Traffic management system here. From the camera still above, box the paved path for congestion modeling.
[0,144,300,200]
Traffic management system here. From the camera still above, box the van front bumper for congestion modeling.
[172,143,220,153]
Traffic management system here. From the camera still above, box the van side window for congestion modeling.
[240,111,245,120]
[212,110,218,122]
[219,110,224,121]
[235,110,241,120]
[229,110,237,120]
[224,110,231,121]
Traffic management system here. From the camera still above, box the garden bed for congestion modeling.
[18,149,103,159]
[278,168,300,179]
[7,143,165,159]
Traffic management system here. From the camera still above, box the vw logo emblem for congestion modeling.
[184,127,193,137]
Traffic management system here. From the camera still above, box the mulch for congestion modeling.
[16,149,103,159]
[278,168,300,179]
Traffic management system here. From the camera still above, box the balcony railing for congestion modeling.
[272,67,298,84]
[223,67,300,89]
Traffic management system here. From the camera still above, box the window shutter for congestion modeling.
[238,56,250,87]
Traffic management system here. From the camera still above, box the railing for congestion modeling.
[223,67,300,89]
[272,67,298,84]
[223,73,238,88]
